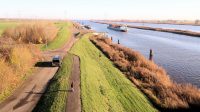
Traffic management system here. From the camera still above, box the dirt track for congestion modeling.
[0,32,78,112]
[66,56,81,112]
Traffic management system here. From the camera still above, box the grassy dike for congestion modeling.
[70,34,157,112]
[33,54,73,112]
[41,22,72,50]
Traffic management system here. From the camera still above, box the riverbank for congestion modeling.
[90,35,200,111]
[70,33,157,112]
[93,21,200,37]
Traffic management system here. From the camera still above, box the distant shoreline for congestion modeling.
[96,20,200,26]
[93,21,200,37]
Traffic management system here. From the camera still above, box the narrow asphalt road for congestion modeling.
[66,56,81,112]
[0,31,78,112]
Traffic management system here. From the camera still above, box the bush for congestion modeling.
[2,22,58,44]
[0,22,46,102]
[0,59,15,92]
[10,46,33,72]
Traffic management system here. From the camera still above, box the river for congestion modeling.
[78,20,200,88]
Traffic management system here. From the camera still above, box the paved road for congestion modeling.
[0,31,78,112]
[66,56,81,112]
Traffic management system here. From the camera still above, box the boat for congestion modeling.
[107,24,128,32]
[84,25,91,29]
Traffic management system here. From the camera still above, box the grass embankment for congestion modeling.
[90,36,200,111]
[33,54,73,112]
[0,21,19,36]
[41,22,72,50]
[70,34,156,112]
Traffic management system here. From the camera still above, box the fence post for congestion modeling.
[149,49,153,61]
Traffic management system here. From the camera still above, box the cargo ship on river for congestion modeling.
[107,24,128,32]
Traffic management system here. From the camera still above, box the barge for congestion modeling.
[107,24,128,32]
[84,25,92,29]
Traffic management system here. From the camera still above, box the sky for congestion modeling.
[0,0,199,20]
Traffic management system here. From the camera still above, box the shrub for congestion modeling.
[0,59,14,92]
[0,44,40,101]
[2,22,58,44]
[0,22,46,102]
[10,46,33,72]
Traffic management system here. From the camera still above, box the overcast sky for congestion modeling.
[0,0,199,20]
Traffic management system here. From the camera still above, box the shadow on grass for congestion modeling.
[74,32,80,37]
[35,61,53,67]
[25,89,72,95]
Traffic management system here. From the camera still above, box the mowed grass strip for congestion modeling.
[33,54,73,112]
[42,22,72,50]
[70,34,157,112]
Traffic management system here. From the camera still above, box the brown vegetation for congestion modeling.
[0,22,53,101]
[0,44,41,101]
[2,22,58,44]
[90,36,200,111]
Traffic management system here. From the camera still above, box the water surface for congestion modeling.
[79,20,200,87]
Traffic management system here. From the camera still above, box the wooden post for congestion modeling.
[149,49,153,61]
[118,39,120,44]
[99,52,101,58]
[111,37,113,41]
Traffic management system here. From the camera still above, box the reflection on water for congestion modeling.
[79,20,200,88]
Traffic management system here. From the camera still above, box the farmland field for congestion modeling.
[70,34,157,112]
[0,21,19,36]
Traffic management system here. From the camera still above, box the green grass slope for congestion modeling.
[42,22,72,50]
[33,54,73,112]
[70,34,157,112]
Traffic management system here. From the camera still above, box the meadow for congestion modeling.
[0,20,19,36]
[70,34,156,112]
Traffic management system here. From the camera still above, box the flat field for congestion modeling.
[0,21,19,36]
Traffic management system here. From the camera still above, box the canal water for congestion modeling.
[79,20,200,88]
